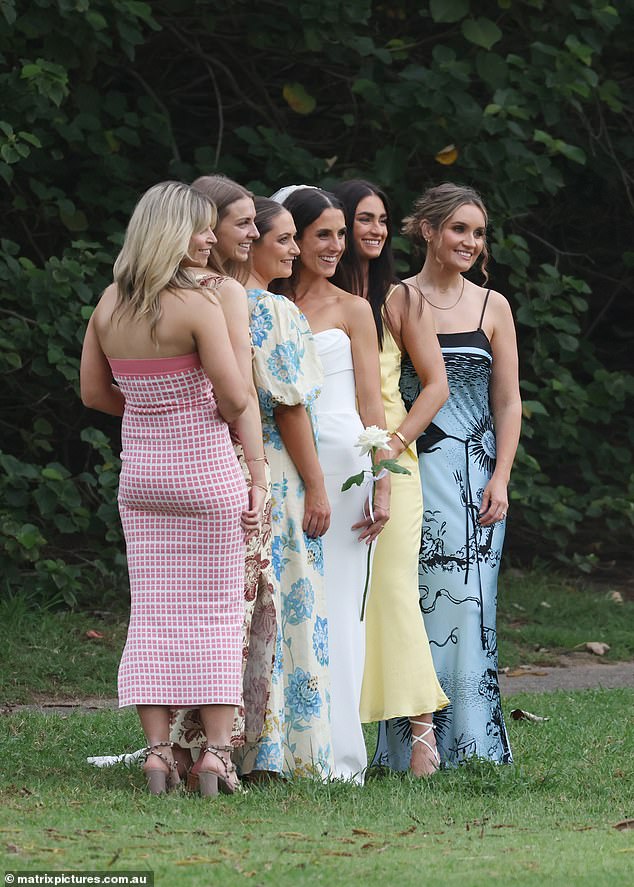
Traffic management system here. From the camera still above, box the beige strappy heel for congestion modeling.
[198,743,241,797]
[143,741,180,795]
[410,719,440,776]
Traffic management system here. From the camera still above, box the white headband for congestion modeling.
[270,184,316,204]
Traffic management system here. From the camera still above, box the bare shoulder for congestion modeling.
[387,280,415,311]
[211,276,247,300]
[333,284,370,315]
[90,283,117,329]
[481,286,514,321]
[168,285,221,311]
[95,283,118,311]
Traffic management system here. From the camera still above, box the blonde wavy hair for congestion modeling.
[112,181,216,338]
[402,182,490,282]
[191,175,254,285]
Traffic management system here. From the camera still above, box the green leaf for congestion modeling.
[374,458,412,476]
[461,17,502,50]
[41,467,65,481]
[522,400,549,418]
[16,523,43,550]
[429,0,469,23]
[341,471,366,491]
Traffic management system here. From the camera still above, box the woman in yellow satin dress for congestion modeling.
[332,180,450,776]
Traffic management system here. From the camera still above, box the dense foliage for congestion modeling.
[1,0,632,605]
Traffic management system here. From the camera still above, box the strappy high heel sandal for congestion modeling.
[143,741,180,795]
[410,719,440,777]
[198,744,241,797]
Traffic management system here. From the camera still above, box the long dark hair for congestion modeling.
[331,179,400,347]
[271,187,344,297]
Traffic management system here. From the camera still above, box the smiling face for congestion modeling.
[296,207,346,278]
[426,203,486,272]
[214,197,259,264]
[181,224,217,268]
[252,209,300,284]
[353,193,388,261]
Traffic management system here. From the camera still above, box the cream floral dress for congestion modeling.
[243,287,333,779]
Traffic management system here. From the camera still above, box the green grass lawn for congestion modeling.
[1,690,633,886]
[1,570,633,704]
[497,570,634,667]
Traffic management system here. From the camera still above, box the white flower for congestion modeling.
[354,425,391,456]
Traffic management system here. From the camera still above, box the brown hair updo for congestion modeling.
[402,182,490,282]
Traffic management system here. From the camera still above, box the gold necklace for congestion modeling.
[417,274,465,310]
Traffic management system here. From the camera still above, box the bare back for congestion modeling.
[92,282,216,359]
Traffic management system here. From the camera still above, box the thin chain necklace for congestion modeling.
[416,273,465,310]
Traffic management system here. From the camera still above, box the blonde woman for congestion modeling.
[168,176,277,784]
[80,181,250,795]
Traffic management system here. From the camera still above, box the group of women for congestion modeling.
[80,173,521,794]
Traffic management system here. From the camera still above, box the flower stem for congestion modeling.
[359,541,373,621]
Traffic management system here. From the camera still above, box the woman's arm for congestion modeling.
[193,294,249,423]
[479,292,522,527]
[389,286,449,457]
[347,296,390,542]
[275,404,331,538]
[80,313,126,416]
[215,280,267,482]
[213,279,267,532]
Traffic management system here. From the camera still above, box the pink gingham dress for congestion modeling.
[109,353,248,708]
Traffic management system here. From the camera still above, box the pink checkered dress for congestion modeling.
[108,353,248,708]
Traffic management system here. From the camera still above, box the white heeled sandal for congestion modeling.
[410,719,440,776]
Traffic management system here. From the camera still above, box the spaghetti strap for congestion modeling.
[478,289,491,330]
[384,282,401,305]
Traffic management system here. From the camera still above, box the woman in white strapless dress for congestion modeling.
[271,186,390,783]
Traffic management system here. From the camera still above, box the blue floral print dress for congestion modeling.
[242,288,334,779]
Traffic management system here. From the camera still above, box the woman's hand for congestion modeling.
[242,483,267,538]
[352,486,390,545]
[303,481,331,538]
[478,474,508,527]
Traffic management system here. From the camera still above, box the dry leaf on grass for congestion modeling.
[614,819,634,831]
[175,856,220,866]
[579,641,611,655]
[510,708,550,723]
[84,630,104,640]
[506,668,548,677]
[352,828,376,836]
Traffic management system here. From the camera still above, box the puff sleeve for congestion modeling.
[247,289,323,418]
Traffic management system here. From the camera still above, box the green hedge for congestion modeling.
[1,0,632,604]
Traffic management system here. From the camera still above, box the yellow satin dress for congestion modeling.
[359,293,449,722]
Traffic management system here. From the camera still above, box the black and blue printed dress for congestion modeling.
[374,291,512,768]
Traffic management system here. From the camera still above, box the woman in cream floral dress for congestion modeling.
[242,196,333,778]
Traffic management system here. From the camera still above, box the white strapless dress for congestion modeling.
[313,328,372,783]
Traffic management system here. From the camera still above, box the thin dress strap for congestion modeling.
[384,282,401,306]
[478,289,491,330]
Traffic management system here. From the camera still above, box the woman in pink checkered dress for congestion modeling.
[81,181,257,795]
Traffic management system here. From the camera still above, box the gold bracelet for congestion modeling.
[392,430,409,449]
[252,482,269,492]
[246,456,267,463]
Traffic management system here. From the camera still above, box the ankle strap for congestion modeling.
[410,720,435,730]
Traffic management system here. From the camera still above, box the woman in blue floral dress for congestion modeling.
[242,197,334,778]
[376,184,521,768]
